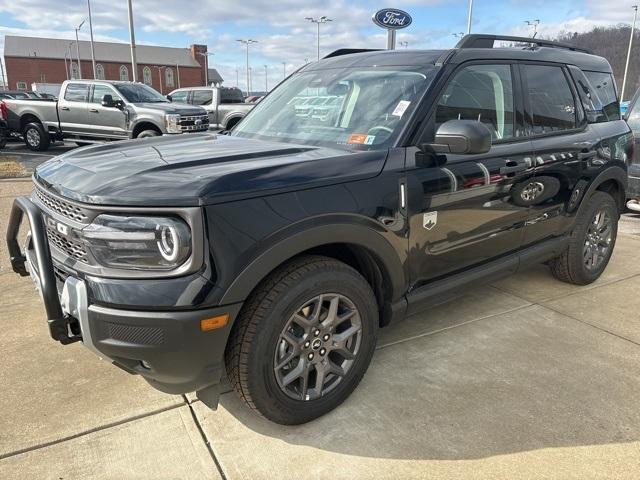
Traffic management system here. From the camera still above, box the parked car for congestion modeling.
[4,80,210,151]
[624,88,640,211]
[0,102,8,148]
[168,86,254,131]
[7,34,632,425]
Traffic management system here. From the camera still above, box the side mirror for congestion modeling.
[166,94,173,102]
[101,94,115,108]
[430,120,492,155]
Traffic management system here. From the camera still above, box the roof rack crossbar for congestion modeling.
[455,34,593,55]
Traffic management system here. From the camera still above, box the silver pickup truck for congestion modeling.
[4,80,210,151]
[167,86,254,131]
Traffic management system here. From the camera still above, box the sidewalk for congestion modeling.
[1,179,640,479]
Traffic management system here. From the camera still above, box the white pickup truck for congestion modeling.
[4,80,210,151]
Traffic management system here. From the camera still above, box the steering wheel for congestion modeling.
[367,125,393,136]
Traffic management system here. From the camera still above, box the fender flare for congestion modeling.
[577,165,627,215]
[219,222,406,305]
[130,118,163,137]
[221,113,245,128]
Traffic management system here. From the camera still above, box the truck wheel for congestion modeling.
[225,255,379,425]
[137,129,160,139]
[550,191,618,285]
[23,123,50,151]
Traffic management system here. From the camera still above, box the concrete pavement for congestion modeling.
[1,178,640,479]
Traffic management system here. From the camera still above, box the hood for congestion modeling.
[34,134,388,207]
[131,102,206,115]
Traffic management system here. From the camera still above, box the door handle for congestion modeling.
[500,160,528,175]
[89,108,99,113]
[578,150,597,161]
[60,106,70,111]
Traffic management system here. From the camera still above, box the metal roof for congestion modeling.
[4,35,202,68]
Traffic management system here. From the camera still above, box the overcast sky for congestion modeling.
[0,0,637,91]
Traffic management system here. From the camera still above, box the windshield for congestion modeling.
[115,83,169,103]
[232,65,439,149]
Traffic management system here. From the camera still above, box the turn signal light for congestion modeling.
[200,314,229,332]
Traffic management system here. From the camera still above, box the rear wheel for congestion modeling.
[136,129,160,139]
[550,191,618,285]
[23,122,50,151]
[225,255,378,425]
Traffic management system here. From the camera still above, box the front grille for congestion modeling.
[34,185,89,223]
[46,226,88,263]
[179,114,209,132]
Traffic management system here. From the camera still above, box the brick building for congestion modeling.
[3,35,218,95]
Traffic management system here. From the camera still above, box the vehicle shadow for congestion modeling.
[216,297,640,461]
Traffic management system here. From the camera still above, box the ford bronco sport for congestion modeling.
[7,35,632,425]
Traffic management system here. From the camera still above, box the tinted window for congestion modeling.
[524,65,576,134]
[170,90,189,104]
[64,83,89,102]
[91,85,121,104]
[220,88,243,104]
[192,90,213,105]
[436,64,515,140]
[627,97,640,131]
[584,71,620,122]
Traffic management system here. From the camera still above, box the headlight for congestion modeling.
[165,114,181,134]
[81,215,191,270]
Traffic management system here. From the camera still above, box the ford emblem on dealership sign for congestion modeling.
[372,8,413,30]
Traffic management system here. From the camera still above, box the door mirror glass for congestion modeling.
[166,94,173,102]
[428,119,492,155]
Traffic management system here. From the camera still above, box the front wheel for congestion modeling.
[136,129,160,139]
[550,191,618,285]
[23,122,50,151]
[225,255,379,424]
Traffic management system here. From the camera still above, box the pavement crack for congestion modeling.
[182,394,228,480]
[0,402,184,461]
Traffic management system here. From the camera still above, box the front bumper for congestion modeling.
[6,196,242,400]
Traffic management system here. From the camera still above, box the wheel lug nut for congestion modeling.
[319,348,326,356]
[308,353,314,360]
[323,334,330,341]
[314,329,320,336]
[304,341,310,348]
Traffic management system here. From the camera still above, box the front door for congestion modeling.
[85,84,128,139]
[406,62,535,286]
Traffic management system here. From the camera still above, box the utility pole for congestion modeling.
[264,65,268,92]
[87,0,97,78]
[305,16,332,61]
[67,42,75,78]
[467,0,474,34]
[622,5,639,102]
[235,67,239,87]
[63,49,69,80]
[75,20,85,79]
[127,0,138,82]
[197,51,214,85]
[237,39,257,96]
[282,61,286,79]
[525,19,541,38]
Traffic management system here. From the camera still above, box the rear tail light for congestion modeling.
[0,101,7,121]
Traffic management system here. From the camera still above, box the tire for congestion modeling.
[550,191,618,285]
[0,137,6,149]
[23,122,50,151]
[136,129,160,139]
[225,255,379,425]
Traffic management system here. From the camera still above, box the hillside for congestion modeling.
[554,26,640,101]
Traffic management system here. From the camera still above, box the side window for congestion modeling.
[64,83,89,102]
[627,98,640,130]
[436,64,515,141]
[524,65,576,134]
[169,90,189,104]
[91,85,121,104]
[192,90,213,105]
[584,71,620,122]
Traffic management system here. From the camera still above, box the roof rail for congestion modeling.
[455,34,593,55]
[323,49,382,59]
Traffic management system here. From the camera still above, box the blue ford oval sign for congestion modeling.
[372,8,412,30]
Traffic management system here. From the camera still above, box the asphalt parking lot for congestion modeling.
[1,170,640,478]
[0,141,75,177]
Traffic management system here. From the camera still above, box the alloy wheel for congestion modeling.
[26,129,40,147]
[583,208,613,271]
[273,293,362,401]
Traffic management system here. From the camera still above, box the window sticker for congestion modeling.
[348,133,369,144]
[392,100,411,117]
[364,135,376,145]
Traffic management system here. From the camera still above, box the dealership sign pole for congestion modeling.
[372,8,412,50]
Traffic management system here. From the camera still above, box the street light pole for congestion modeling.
[264,65,268,92]
[525,19,541,38]
[466,0,474,34]
[87,0,97,78]
[622,5,639,102]
[305,16,332,61]
[399,41,409,48]
[75,20,85,80]
[127,0,138,82]
[237,39,257,96]
[282,61,286,79]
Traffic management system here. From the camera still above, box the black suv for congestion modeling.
[7,35,632,425]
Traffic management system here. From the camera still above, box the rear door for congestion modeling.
[406,62,535,284]
[520,63,595,246]
[57,83,90,135]
[86,84,128,139]
[191,89,216,125]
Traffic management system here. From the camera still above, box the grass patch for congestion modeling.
[0,158,28,178]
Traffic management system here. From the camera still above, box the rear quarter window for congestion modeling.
[571,70,620,123]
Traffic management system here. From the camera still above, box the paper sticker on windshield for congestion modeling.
[392,100,411,117]
[348,134,376,145]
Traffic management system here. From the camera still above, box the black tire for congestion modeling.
[23,122,50,151]
[0,137,6,149]
[225,255,379,425]
[136,129,160,139]
[550,191,618,285]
